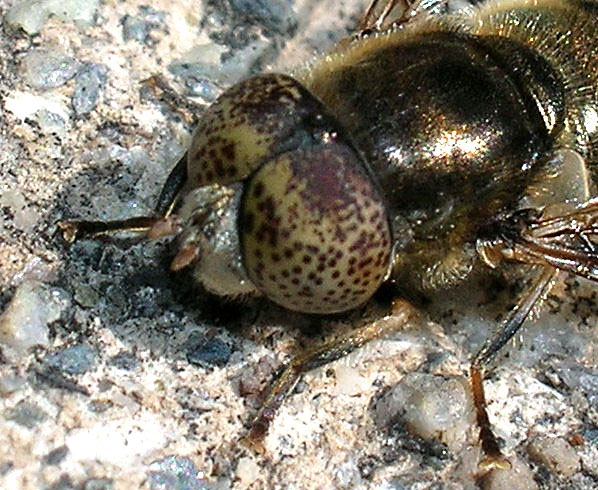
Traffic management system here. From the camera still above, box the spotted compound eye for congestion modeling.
[240,142,392,314]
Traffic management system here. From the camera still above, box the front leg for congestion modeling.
[58,152,188,243]
[242,299,417,452]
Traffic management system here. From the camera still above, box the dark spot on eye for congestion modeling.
[358,257,373,269]
[214,159,225,176]
[222,142,235,161]
[253,181,264,198]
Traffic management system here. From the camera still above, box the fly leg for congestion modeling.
[360,0,446,32]
[242,299,417,452]
[471,265,557,470]
[58,152,187,243]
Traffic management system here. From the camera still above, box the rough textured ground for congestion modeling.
[1,0,598,489]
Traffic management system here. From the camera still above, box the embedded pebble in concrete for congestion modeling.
[235,457,261,488]
[4,0,100,35]
[20,49,80,90]
[479,456,538,490]
[0,189,40,232]
[42,445,69,466]
[185,333,232,367]
[229,0,297,34]
[121,6,166,44]
[34,109,68,137]
[4,400,47,428]
[82,478,113,490]
[0,374,26,395]
[0,281,52,355]
[147,456,207,490]
[168,38,271,91]
[527,435,581,477]
[44,343,98,375]
[550,361,598,405]
[373,372,473,451]
[108,351,139,371]
[72,63,107,115]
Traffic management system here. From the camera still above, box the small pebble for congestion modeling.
[47,475,76,490]
[527,436,581,476]
[0,374,26,395]
[186,334,232,367]
[42,446,69,465]
[72,63,107,115]
[4,400,47,428]
[108,351,139,371]
[148,456,206,490]
[121,6,166,44]
[73,282,101,308]
[229,0,296,34]
[0,189,40,232]
[235,457,261,487]
[5,0,99,35]
[20,49,80,90]
[44,343,98,375]
[479,457,538,490]
[82,478,114,490]
[373,373,472,451]
[0,281,51,355]
[34,109,67,137]
[0,462,14,476]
